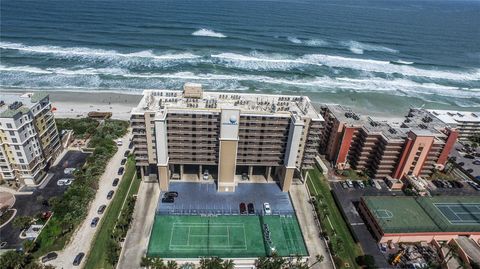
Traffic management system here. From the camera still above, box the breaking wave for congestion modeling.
[192,28,226,38]
[341,40,399,54]
[2,65,479,99]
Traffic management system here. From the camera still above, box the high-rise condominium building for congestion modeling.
[426,109,480,140]
[0,93,62,186]
[131,83,324,192]
[319,105,458,180]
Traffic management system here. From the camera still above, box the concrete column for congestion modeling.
[199,165,203,180]
[281,167,295,192]
[140,166,145,180]
[248,166,253,178]
[265,166,272,182]
[158,165,169,191]
[180,164,184,179]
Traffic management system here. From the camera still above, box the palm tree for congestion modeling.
[166,260,179,269]
[308,255,324,268]
[222,259,235,269]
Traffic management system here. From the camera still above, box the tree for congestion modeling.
[23,240,37,254]
[0,250,27,269]
[166,260,179,269]
[106,238,121,266]
[12,216,34,230]
[309,255,324,268]
[356,255,376,269]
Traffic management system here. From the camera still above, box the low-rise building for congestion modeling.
[0,92,62,186]
[131,83,324,192]
[359,196,480,243]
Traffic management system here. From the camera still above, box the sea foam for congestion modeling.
[341,40,399,54]
[192,29,226,38]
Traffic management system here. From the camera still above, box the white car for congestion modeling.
[116,139,123,146]
[263,203,272,215]
[64,168,76,175]
[57,179,72,186]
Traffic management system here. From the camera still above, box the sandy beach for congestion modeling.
[3,90,142,121]
[2,89,407,123]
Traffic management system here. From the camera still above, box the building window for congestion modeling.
[6,123,12,128]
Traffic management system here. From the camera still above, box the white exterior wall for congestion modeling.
[284,116,304,168]
[154,114,169,166]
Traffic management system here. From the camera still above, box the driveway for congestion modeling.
[330,182,400,268]
[0,150,89,250]
[289,184,334,269]
[117,181,160,269]
[47,132,131,268]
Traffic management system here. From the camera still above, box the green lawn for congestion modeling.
[307,167,363,269]
[84,157,140,269]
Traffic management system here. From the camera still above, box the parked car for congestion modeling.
[341,182,348,189]
[112,178,119,187]
[240,202,247,214]
[247,203,255,214]
[116,139,123,146]
[358,181,365,189]
[124,150,130,157]
[464,154,475,159]
[128,141,133,149]
[107,190,114,200]
[458,162,465,166]
[117,167,124,175]
[90,217,99,227]
[57,179,72,186]
[346,180,354,188]
[97,205,106,214]
[41,252,58,263]
[452,181,463,188]
[473,160,480,165]
[120,158,127,165]
[203,170,209,180]
[73,252,85,266]
[64,168,76,175]
[162,197,174,203]
[263,202,271,215]
[164,191,178,198]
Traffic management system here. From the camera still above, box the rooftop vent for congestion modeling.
[388,128,397,134]
[8,101,23,110]
[419,123,428,129]
[422,116,432,123]
[0,100,4,107]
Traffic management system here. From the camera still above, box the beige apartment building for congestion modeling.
[0,92,62,186]
[131,83,324,192]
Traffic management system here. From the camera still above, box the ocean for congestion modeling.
[1,0,479,116]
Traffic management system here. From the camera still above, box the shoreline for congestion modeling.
[1,89,450,123]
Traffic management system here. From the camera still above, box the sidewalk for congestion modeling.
[290,184,334,269]
[117,181,160,269]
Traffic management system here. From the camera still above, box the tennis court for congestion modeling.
[147,214,308,258]
[434,203,480,225]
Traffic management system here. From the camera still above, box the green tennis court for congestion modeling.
[147,215,308,258]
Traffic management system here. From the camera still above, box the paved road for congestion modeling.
[0,150,89,250]
[47,132,131,268]
[290,184,334,269]
[117,181,160,269]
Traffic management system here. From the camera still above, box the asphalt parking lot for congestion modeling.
[157,182,294,215]
[450,142,480,179]
[0,150,89,250]
[330,181,403,269]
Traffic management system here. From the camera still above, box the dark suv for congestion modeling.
[112,178,119,187]
[73,252,85,266]
[107,190,114,200]
[41,252,58,263]
[97,205,106,214]
[117,167,124,175]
